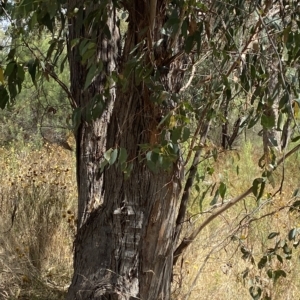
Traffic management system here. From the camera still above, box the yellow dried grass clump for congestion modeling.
[0,141,76,299]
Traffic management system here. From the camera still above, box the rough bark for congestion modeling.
[66,1,120,297]
[262,56,281,162]
[67,1,185,299]
[66,1,119,226]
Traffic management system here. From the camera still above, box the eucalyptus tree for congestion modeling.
[0,0,300,299]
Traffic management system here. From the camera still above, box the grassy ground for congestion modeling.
[1,137,300,299]
[173,140,300,300]
[0,140,76,299]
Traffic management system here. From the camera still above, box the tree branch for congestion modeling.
[173,123,210,246]
[173,142,300,265]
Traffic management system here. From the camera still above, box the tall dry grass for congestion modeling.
[172,141,300,300]
[1,138,300,299]
[0,141,76,299]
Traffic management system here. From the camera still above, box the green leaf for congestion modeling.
[118,148,128,164]
[276,254,283,263]
[27,59,38,83]
[146,159,158,173]
[248,114,260,129]
[28,11,38,30]
[212,148,218,161]
[60,54,68,73]
[249,286,262,300]
[5,61,16,77]
[210,189,219,206]
[171,127,182,143]
[104,148,113,161]
[268,232,280,239]
[283,243,291,255]
[47,1,58,18]
[293,188,300,197]
[99,160,108,173]
[219,182,227,200]
[0,86,9,109]
[79,39,89,55]
[258,255,267,269]
[124,162,133,179]
[109,149,118,165]
[261,113,275,129]
[150,151,160,163]
[7,48,16,61]
[40,12,54,33]
[185,35,194,54]
[146,151,152,162]
[252,178,264,198]
[257,181,265,201]
[81,48,96,64]
[0,66,4,84]
[182,127,190,142]
[91,99,105,119]
[46,40,57,60]
[291,136,300,142]
[277,112,285,131]
[290,200,300,212]
[17,65,25,82]
[288,228,297,241]
[72,107,82,131]
[71,38,80,50]
[279,93,289,109]
[8,83,17,100]
[181,18,188,38]
[84,64,98,90]
[267,269,273,278]
[207,167,214,175]
[273,270,286,282]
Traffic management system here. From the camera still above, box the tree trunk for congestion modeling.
[66,1,120,227]
[67,1,184,299]
[262,58,281,163]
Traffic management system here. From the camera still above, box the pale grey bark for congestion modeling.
[262,52,282,165]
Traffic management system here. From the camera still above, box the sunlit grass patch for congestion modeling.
[0,141,76,299]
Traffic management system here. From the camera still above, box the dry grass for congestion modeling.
[0,141,76,299]
[1,138,300,299]
[172,141,300,300]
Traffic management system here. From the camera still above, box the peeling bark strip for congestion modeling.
[67,1,185,299]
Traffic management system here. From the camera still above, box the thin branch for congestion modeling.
[225,1,275,77]
[22,39,77,108]
[173,123,210,245]
[173,142,300,265]
[149,0,157,35]
[169,5,187,50]
[1,4,76,108]
[179,52,211,93]
[184,104,210,166]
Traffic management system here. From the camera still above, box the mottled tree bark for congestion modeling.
[66,0,120,298]
[66,1,120,227]
[262,53,282,164]
[66,1,185,299]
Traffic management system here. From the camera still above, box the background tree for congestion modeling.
[1,0,300,299]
